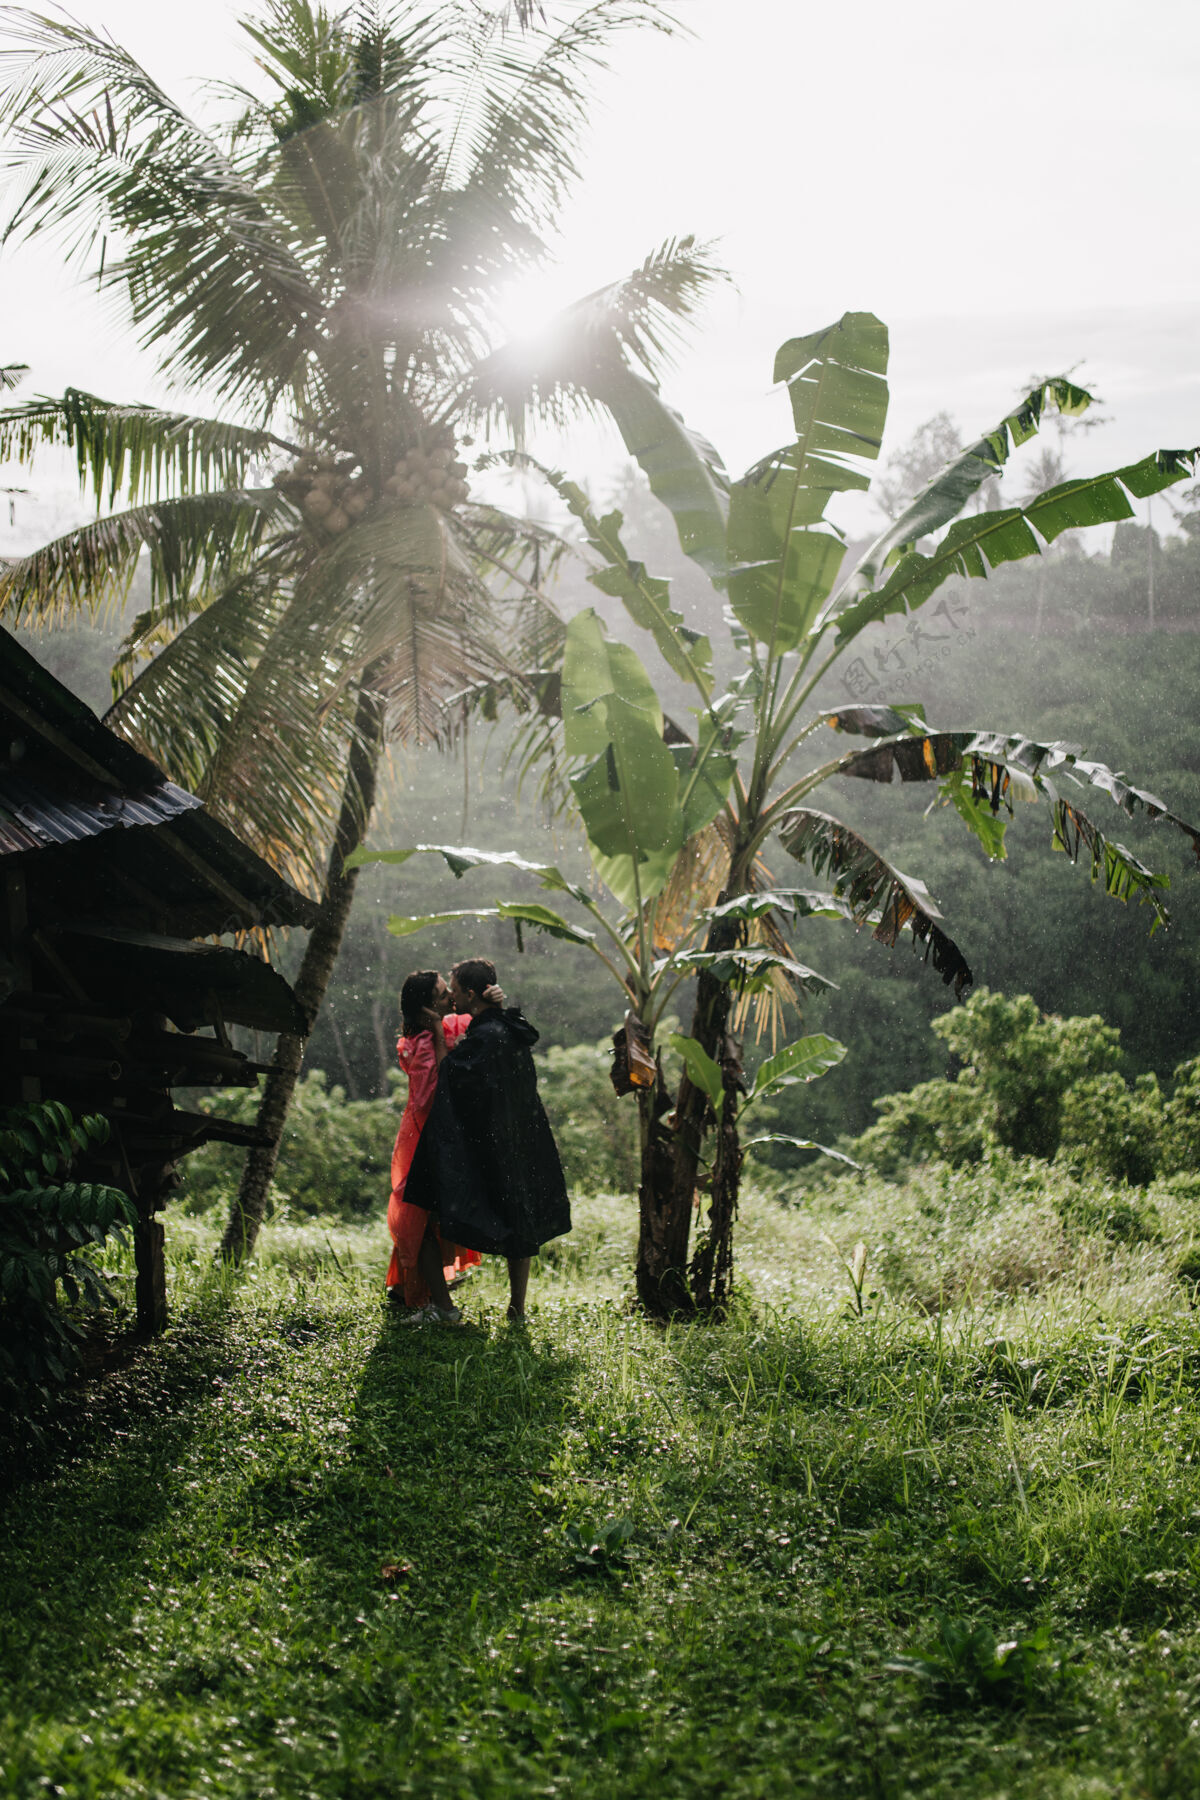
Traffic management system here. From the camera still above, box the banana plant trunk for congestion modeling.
[219,674,386,1262]
[634,1061,693,1316]
[634,899,744,1319]
[690,1043,744,1314]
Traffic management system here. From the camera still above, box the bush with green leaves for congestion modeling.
[1058,1070,1166,1188]
[535,1040,639,1195]
[851,989,1179,1184]
[178,1072,397,1219]
[1163,1056,1200,1174]
[0,1101,135,1398]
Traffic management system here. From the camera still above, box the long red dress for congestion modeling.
[386,1014,481,1305]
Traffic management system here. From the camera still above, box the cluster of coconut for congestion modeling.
[273,455,375,535]
[383,434,471,511]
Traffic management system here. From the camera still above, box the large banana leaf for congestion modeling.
[536,466,713,693]
[382,902,597,948]
[777,808,973,996]
[746,1033,846,1102]
[828,376,1092,617]
[827,437,1198,647]
[662,946,834,996]
[563,608,683,896]
[726,312,889,653]
[346,842,595,910]
[597,361,730,582]
[562,609,737,908]
[831,723,1200,913]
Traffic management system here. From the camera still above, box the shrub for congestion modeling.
[0,1101,136,1399]
[850,1077,988,1179]
[1058,1071,1165,1187]
[935,989,1121,1161]
[1163,1056,1200,1174]
[177,1071,396,1218]
[536,1040,639,1194]
[851,989,1168,1181]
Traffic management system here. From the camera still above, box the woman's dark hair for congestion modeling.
[400,970,440,1036]
[451,957,497,1001]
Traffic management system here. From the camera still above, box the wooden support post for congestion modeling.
[134,1208,168,1336]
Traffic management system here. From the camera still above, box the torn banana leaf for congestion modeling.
[777,808,972,996]
[661,946,834,995]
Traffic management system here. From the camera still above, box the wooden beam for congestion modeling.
[154,826,263,925]
[0,682,126,786]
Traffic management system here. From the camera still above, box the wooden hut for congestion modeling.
[0,625,317,1332]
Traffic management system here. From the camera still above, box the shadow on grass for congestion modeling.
[0,1274,243,1687]
[285,1313,584,1607]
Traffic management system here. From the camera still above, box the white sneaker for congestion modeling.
[397,1302,463,1326]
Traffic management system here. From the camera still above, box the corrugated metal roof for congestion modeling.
[0,769,202,857]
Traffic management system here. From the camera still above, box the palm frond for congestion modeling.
[0,489,284,626]
[0,390,299,508]
[108,565,350,891]
[467,237,726,430]
[0,11,325,405]
[434,0,676,222]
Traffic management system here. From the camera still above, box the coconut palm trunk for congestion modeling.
[220,672,385,1261]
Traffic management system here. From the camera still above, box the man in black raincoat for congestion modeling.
[404,957,571,1320]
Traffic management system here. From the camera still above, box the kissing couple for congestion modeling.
[385,956,572,1325]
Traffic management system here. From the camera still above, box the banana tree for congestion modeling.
[0,0,724,1260]
[358,311,1200,1317]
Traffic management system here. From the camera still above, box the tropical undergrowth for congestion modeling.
[6,1165,1200,1798]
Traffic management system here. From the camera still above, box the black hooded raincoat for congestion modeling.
[403,1007,571,1258]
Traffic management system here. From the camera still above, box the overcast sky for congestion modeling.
[2,0,1198,550]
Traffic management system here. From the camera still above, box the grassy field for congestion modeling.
[5,1168,1200,1798]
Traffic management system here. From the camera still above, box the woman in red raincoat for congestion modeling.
[385,969,486,1307]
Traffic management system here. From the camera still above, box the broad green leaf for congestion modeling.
[942,769,1010,861]
[726,312,889,652]
[669,1033,725,1120]
[743,1134,861,1170]
[562,608,663,758]
[827,375,1098,619]
[384,903,594,947]
[593,363,730,581]
[700,888,858,926]
[824,388,1197,645]
[385,907,505,938]
[773,313,889,453]
[1025,449,1199,542]
[748,1034,846,1102]
[347,843,593,906]
[587,841,679,912]
[671,733,738,841]
[495,901,596,946]
[570,719,683,862]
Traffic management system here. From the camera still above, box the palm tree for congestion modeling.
[0,0,724,1258]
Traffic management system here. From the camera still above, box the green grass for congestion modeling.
[5,1171,1200,1798]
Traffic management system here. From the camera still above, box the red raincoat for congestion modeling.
[386,1013,481,1304]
